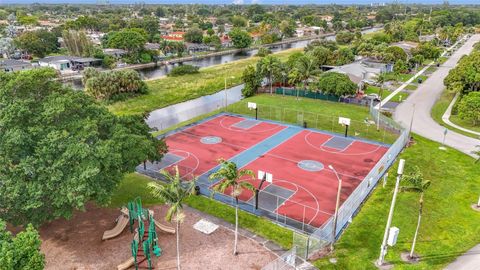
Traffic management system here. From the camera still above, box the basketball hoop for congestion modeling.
[338,117,351,138]
[248,102,258,120]
[255,170,273,210]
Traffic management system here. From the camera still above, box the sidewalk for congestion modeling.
[441,92,480,137]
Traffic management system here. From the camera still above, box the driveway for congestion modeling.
[394,34,480,158]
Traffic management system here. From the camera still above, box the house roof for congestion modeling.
[39,56,100,64]
[328,62,381,84]
[391,41,419,52]
[0,59,32,68]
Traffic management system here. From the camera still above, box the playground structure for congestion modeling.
[102,197,176,270]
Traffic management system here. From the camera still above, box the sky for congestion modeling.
[0,0,479,5]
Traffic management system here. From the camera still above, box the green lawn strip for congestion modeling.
[107,48,302,116]
[364,85,409,103]
[450,115,480,134]
[108,173,293,249]
[228,94,398,144]
[431,91,480,139]
[314,135,480,270]
[404,84,418,91]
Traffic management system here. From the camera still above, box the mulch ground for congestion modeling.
[39,204,276,270]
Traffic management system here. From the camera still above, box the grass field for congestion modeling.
[431,91,480,139]
[107,48,302,116]
[227,94,398,144]
[314,135,480,269]
[108,173,293,249]
[364,85,409,103]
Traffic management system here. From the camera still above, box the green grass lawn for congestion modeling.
[107,48,302,116]
[108,173,293,249]
[314,135,480,269]
[228,94,398,144]
[431,91,480,139]
[364,85,409,103]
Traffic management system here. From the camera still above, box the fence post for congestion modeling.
[302,205,306,231]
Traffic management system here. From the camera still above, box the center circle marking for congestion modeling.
[200,136,222,144]
[297,160,324,172]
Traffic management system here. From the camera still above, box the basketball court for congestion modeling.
[139,108,389,231]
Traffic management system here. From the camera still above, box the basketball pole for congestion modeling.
[344,124,349,138]
[255,174,267,210]
[255,107,258,120]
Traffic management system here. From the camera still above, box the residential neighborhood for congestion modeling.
[1,2,480,270]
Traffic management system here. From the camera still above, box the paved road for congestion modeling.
[394,34,480,158]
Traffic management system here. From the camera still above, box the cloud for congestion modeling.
[251,0,260,3]
[232,0,244,4]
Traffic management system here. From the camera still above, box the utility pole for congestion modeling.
[377,159,405,266]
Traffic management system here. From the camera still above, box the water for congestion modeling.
[71,27,381,86]
[139,39,311,80]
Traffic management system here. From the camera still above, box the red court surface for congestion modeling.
[164,114,285,178]
[159,114,389,229]
[235,130,388,228]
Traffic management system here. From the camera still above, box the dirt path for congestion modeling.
[40,204,276,270]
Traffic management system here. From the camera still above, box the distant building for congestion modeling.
[0,59,33,72]
[391,41,419,55]
[186,43,211,54]
[162,31,185,42]
[324,60,385,87]
[419,34,436,42]
[145,43,161,51]
[103,48,127,58]
[220,35,232,47]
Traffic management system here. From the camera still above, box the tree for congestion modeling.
[316,72,357,96]
[155,6,166,17]
[400,166,431,260]
[333,47,355,66]
[412,43,441,60]
[0,220,45,270]
[279,20,295,39]
[184,27,204,44]
[229,28,252,49]
[444,51,480,94]
[84,68,148,100]
[106,29,146,54]
[231,15,248,27]
[394,59,408,74]
[62,30,95,57]
[149,167,196,270]
[242,65,261,97]
[257,55,281,94]
[310,46,331,67]
[209,159,255,255]
[294,54,319,87]
[14,30,58,58]
[457,92,480,126]
[385,46,408,62]
[0,68,165,226]
[336,31,355,45]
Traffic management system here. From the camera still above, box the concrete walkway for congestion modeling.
[379,36,465,108]
[394,34,480,158]
[441,92,480,137]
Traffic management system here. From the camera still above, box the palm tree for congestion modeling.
[209,159,255,255]
[148,166,197,270]
[374,72,387,100]
[258,55,281,95]
[295,54,320,88]
[400,166,431,260]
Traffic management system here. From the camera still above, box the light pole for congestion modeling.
[224,76,235,110]
[377,159,405,266]
[328,165,342,252]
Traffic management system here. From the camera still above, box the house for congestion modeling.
[325,61,383,87]
[391,41,419,55]
[0,59,34,72]
[419,34,436,42]
[249,32,262,42]
[319,15,334,22]
[103,48,127,58]
[38,56,101,73]
[220,35,233,48]
[295,28,305,38]
[162,31,185,42]
[145,43,161,51]
[185,43,211,54]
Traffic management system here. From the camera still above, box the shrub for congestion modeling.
[256,47,272,57]
[168,64,200,77]
[84,68,148,100]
